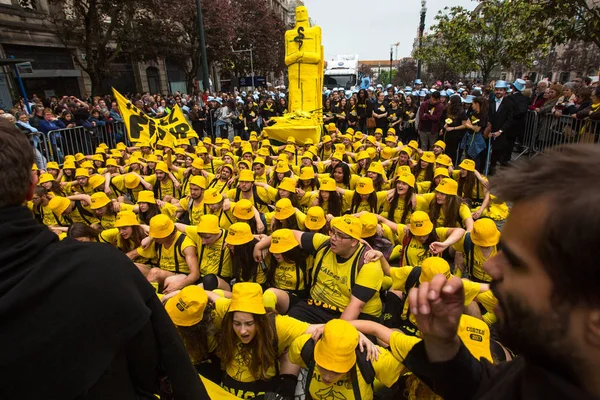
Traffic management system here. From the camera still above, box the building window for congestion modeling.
[18,0,37,10]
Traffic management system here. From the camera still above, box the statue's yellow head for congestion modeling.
[296,6,308,23]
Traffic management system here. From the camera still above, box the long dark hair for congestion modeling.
[231,239,261,282]
[413,161,434,182]
[268,246,307,289]
[350,192,378,214]
[67,223,100,241]
[331,162,351,188]
[139,203,161,225]
[473,96,489,119]
[271,214,300,232]
[429,194,462,228]
[119,225,147,253]
[458,171,477,201]
[447,95,464,119]
[176,302,216,365]
[388,180,415,224]
[318,190,343,217]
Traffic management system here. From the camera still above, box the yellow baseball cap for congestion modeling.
[472,218,501,247]
[155,162,169,173]
[238,169,255,182]
[436,178,458,196]
[196,214,221,234]
[189,175,206,190]
[331,215,362,240]
[192,158,204,170]
[421,151,436,164]
[225,222,254,246]
[90,192,111,210]
[88,174,105,190]
[165,286,209,327]
[299,167,315,181]
[420,257,452,283]
[359,213,378,238]
[233,199,254,220]
[274,198,295,220]
[114,211,139,228]
[48,196,71,217]
[355,177,375,195]
[459,159,476,172]
[367,162,385,176]
[305,206,326,230]
[319,177,337,191]
[75,168,89,178]
[408,140,419,150]
[436,154,452,167]
[269,228,299,253]
[149,214,175,239]
[434,168,450,179]
[229,282,266,315]
[38,173,55,185]
[398,172,415,188]
[278,177,297,193]
[409,211,434,236]
[124,173,140,189]
[203,188,224,204]
[137,190,157,204]
[433,140,447,150]
[314,319,359,374]
[46,161,59,170]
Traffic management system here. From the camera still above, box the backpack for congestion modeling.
[155,233,187,273]
[300,338,375,400]
[310,241,367,290]
[198,229,229,278]
[396,266,422,337]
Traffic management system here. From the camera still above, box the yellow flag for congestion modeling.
[112,88,198,144]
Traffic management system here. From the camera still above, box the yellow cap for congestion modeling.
[75,153,85,162]
[304,138,314,145]
[46,161,59,170]
[366,147,377,159]
[366,136,377,146]
[367,162,385,176]
[381,147,395,160]
[356,151,369,161]
[434,168,450,178]
[385,135,397,143]
[149,214,175,239]
[433,140,447,150]
[286,136,296,144]
[91,154,104,162]
[226,222,255,245]
[233,199,254,220]
[274,198,295,220]
[283,144,296,154]
[64,155,75,162]
[322,135,332,143]
[397,165,412,175]
[301,151,315,160]
[106,158,118,167]
[229,282,266,314]
[409,211,434,236]
[436,178,458,196]
[353,132,363,141]
[114,211,139,228]
[116,142,127,151]
[90,192,111,209]
[305,206,326,230]
[233,136,242,143]
[48,196,71,217]
[472,218,501,247]
[387,128,396,135]
[238,160,251,170]
[421,151,436,164]
[398,172,415,188]
[299,167,315,180]
[155,162,169,173]
[408,140,419,150]
[75,168,89,178]
[138,141,151,148]
[319,177,337,191]
[420,257,452,283]
[347,127,355,134]
[89,174,105,189]
[165,286,209,327]
[400,146,413,157]
[275,162,290,174]
[63,160,76,170]
[203,188,224,204]
[331,151,344,161]
[278,177,297,193]
[436,154,452,167]
[38,173,55,185]
[253,157,266,166]
[374,128,383,134]
[459,159,476,172]
[192,158,204,170]
[331,215,362,240]
[269,228,299,253]
[238,169,255,182]
[189,175,206,189]
[327,123,337,132]
[80,160,93,169]
[257,147,270,157]
[124,173,141,189]
[359,213,378,238]
[355,177,375,195]
[137,190,157,204]
[196,214,221,234]
[314,319,359,373]
[196,146,208,155]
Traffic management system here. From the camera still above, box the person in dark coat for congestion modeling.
[506,79,531,159]
[487,80,514,175]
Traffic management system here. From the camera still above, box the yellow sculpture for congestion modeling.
[264,5,323,145]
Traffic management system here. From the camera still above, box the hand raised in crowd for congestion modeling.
[429,241,449,255]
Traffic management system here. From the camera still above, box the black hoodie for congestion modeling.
[0,206,208,399]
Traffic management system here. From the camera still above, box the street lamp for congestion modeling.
[196,0,210,92]
[231,45,255,92]
[416,0,427,80]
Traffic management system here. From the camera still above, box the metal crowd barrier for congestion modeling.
[40,121,129,163]
[517,110,599,159]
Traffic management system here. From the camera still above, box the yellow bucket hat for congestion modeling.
[203,188,224,204]
[322,135,332,143]
[274,198,295,220]
[433,140,447,150]
[253,157,266,166]
[238,169,255,182]
[278,177,297,193]
[257,147,270,157]
[409,211,434,236]
[80,160,94,169]
[89,175,105,190]
[355,177,375,195]
[421,151,436,164]
[75,153,85,162]
[165,285,209,327]
[196,146,208,155]
[75,168,89,178]
[189,175,207,190]
[137,190,157,204]
[420,257,452,283]
[398,172,415,188]
[436,178,458,196]
[116,143,127,151]
[459,159,476,172]
[299,167,315,180]
[48,196,71,217]
[197,214,221,234]
[149,214,175,239]
[269,228,299,253]
[91,154,104,162]
[408,140,419,150]
[400,146,413,157]
[238,160,251,170]
[90,192,111,210]
[63,160,76,170]
[192,158,204,170]
[381,147,395,160]
[38,173,55,185]
[233,199,254,220]
[472,218,501,247]
[356,150,370,161]
[305,206,326,230]
[46,161,59,170]
[124,173,141,189]
[155,162,169,173]
[367,162,385,176]
[114,211,139,228]
[229,282,266,315]
[314,319,359,374]
[319,177,337,191]
[434,168,450,179]
[105,159,118,167]
[436,154,452,167]
[331,216,362,240]
[331,151,344,161]
[359,213,378,238]
[387,127,396,135]
[346,127,355,134]
[327,123,337,132]
[226,222,254,246]
[274,162,290,174]
[374,128,383,135]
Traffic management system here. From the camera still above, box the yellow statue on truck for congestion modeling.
[263,5,324,145]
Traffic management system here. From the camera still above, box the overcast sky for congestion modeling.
[302,0,477,61]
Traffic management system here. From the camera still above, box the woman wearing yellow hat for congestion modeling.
[329,162,359,191]
[59,159,77,183]
[231,199,266,234]
[419,167,451,194]
[38,173,66,197]
[98,210,148,256]
[338,177,389,215]
[365,162,390,191]
[133,190,177,225]
[456,159,490,220]
[316,134,334,160]
[303,206,328,234]
[264,198,306,233]
[255,177,300,209]
[90,192,132,230]
[203,188,236,230]
[45,161,60,179]
[453,218,500,283]
[348,150,373,177]
[310,177,344,217]
[223,222,267,285]
[267,160,293,189]
[412,151,436,183]
[417,177,474,231]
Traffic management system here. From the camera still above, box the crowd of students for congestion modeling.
[20,106,519,399]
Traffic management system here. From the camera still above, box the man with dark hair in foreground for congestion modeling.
[0,118,209,399]
[403,144,600,400]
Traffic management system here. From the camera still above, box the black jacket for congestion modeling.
[404,340,599,400]
[0,206,209,400]
[488,96,514,150]
[506,92,530,139]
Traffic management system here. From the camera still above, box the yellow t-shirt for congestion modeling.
[289,335,404,399]
[98,203,134,230]
[110,174,144,202]
[98,227,137,253]
[381,196,427,225]
[137,231,196,273]
[309,233,383,317]
[226,187,271,214]
[33,203,61,226]
[418,193,472,228]
[185,226,232,278]
[68,201,100,225]
[396,225,449,267]
[204,204,236,231]
[179,197,206,226]
[342,190,388,214]
[145,175,177,199]
[454,234,496,282]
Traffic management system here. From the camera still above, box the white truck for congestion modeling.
[324,54,360,91]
